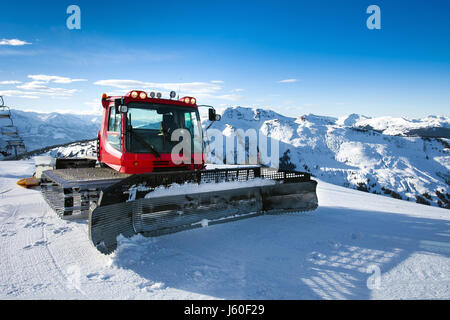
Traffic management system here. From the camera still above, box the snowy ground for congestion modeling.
[0,160,449,299]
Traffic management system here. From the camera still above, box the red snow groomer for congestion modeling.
[97,90,207,174]
[38,90,318,254]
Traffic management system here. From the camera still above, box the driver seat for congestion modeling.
[161,114,178,135]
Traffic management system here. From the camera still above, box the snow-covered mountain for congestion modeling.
[351,115,450,137]
[205,107,449,209]
[0,109,101,154]
[1,107,448,208]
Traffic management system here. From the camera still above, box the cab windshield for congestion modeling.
[125,102,203,155]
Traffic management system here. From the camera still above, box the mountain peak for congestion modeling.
[221,106,294,122]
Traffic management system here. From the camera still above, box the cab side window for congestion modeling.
[108,106,121,132]
[107,106,121,151]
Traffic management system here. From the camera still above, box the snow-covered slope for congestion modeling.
[0,110,101,152]
[30,140,97,159]
[0,160,449,299]
[205,107,449,209]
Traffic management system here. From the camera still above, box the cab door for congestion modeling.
[103,105,123,170]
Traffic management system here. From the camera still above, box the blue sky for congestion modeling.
[0,0,449,118]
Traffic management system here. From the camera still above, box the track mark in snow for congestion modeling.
[23,239,49,249]
[86,272,114,281]
[0,205,19,237]
[138,282,165,292]
[0,188,12,195]
[52,226,72,235]
[23,219,48,229]
[1,230,16,237]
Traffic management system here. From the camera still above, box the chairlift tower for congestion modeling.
[0,96,27,159]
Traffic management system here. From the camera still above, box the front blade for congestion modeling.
[89,180,318,254]
[89,185,263,254]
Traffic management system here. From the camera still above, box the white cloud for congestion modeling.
[94,79,222,95]
[17,81,47,90]
[278,79,298,83]
[19,95,39,99]
[27,75,87,84]
[0,87,77,98]
[4,75,87,99]
[211,80,224,84]
[0,80,22,85]
[231,88,244,92]
[0,39,31,46]
[0,89,32,97]
[94,79,247,104]
[15,83,77,97]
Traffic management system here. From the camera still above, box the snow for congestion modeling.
[1,160,449,299]
[144,179,276,199]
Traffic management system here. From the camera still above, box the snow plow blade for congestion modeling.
[89,167,318,254]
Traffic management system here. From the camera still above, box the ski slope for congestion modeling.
[0,160,449,299]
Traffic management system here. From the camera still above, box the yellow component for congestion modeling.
[17,177,40,188]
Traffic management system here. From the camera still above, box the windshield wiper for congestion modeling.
[128,128,161,159]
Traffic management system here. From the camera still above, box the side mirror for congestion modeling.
[114,98,128,113]
[208,108,221,121]
[0,96,4,107]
